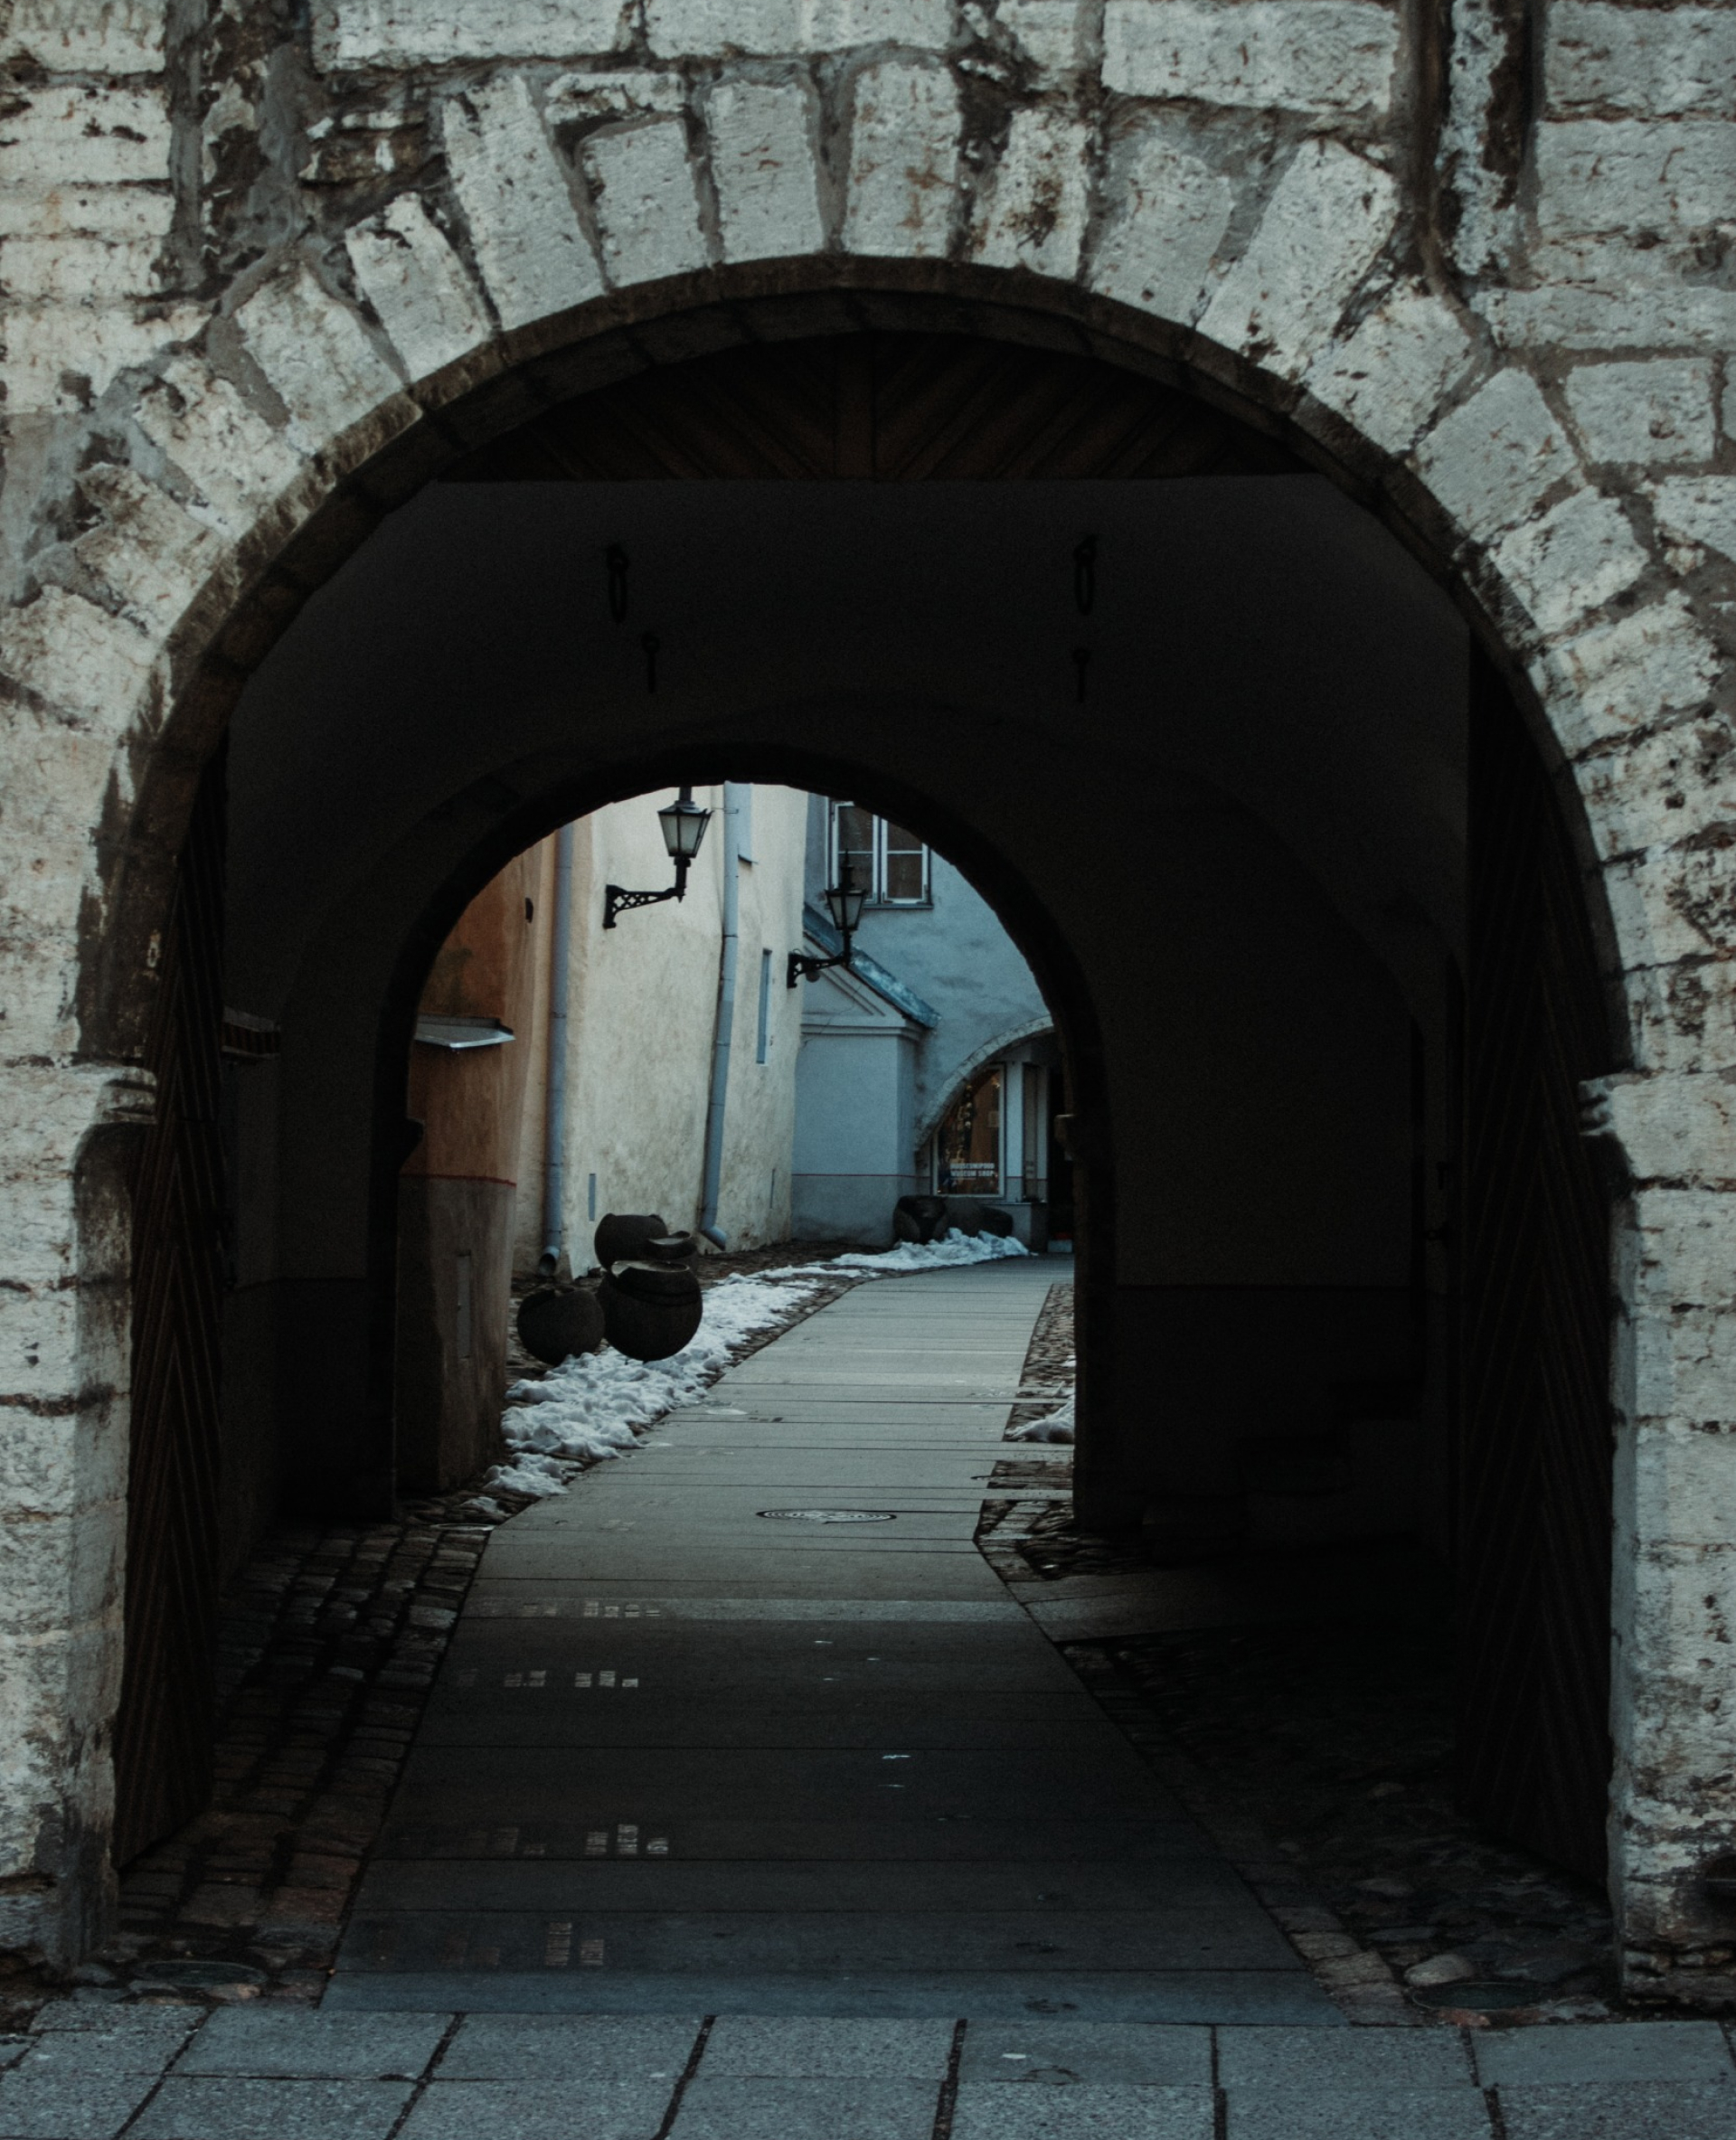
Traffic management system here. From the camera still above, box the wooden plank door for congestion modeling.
[111,753,227,1866]
[1458,649,1616,1881]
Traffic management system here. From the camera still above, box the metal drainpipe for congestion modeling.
[698,786,741,1249]
[538,820,575,1277]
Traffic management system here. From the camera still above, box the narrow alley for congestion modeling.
[329,1262,1324,2020]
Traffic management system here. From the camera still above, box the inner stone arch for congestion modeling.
[109,315,1620,1984]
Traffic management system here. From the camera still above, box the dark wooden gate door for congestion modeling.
[1459,649,1616,1881]
[112,754,227,1866]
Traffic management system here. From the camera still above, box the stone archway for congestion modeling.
[0,20,1725,1981]
[96,316,1601,1931]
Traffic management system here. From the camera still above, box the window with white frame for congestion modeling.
[829,802,930,905]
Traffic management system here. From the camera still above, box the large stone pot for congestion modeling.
[600,1263,703,1362]
[946,1196,984,1238]
[517,1284,606,1366]
[593,1211,669,1269]
[892,1193,949,1244]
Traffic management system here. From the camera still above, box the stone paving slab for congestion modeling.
[701,2013,954,2075]
[1223,2088,1495,2138]
[957,2019,1212,2084]
[0,2067,160,2139]
[397,2075,674,2140]
[1494,2081,1736,2139]
[11,2001,1734,2140]
[949,2082,1216,2139]
[127,2076,416,2139]
[1473,2018,1733,2085]
[438,2012,702,2077]
[1217,2022,1478,2087]
[173,2008,447,2076]
[665,2074,939,2139]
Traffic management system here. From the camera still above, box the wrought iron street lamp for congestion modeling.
[603,787,712,928]
[788,861,869,986]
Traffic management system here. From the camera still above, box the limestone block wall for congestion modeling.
[0,0,1730,1984]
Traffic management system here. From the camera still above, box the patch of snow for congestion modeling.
[490,1233,1030,1502]
[1007,1392,1075,1443]
[491,1271,825,1498]
[758,1231,1031,1282]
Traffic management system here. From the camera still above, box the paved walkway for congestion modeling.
[11,1266,1736,2135]
[8,1998,1735,2135]
[329,1259,1325,2021]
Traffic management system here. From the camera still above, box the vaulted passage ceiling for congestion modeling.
[444,333,1305,483]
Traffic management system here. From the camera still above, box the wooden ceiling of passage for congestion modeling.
[444,332,1306,482]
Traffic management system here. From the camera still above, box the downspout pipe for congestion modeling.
[698,786,742,1249]
[538,820,575,1277]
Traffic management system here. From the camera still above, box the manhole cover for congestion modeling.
[131,1961,268,1990]
[1409,1978,1538,2013]
[757,1508,897,1523]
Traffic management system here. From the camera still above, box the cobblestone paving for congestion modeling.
[1,2004,1732,2139]
[976,1294,1627,2025]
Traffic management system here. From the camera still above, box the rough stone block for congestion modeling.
[345,195,492,380]
[1608,839,1736,968]
[1198,141,1396,380]
[5,0,165,72]
[645,0,951,53]
[1491,487,1649,640]
[1536,120,1736,238]
[1414,368,1577,539]
[843,60,958,259]
[1305,286,1477,457]
[1534,594,1721,754]
[66,464,224,642]
[0,83,171,188]
[1650,478,1736,568]
[1566,362,1718,469]
[441,74,604,333]
[969,105,1091,279]
[1089,124,1233,326]
[1481,284,1736,354]
[134,353,308,541]
[1631,1419,1736,1547]
[581,118,708,286]
[1628,957,1736,1080]
[0,186,174,241]
[0,235,163,304]
[707,77,825,260]
[1,301,204,417]
[0,585,156,723]
[1000,1,1096,78]
[235,261,405,452]
[1104,0,1398,114]
[1549,5,1736,118]
[1580,713,1736,869]
[312,0,628,69]
[1586,1070,1736,1187]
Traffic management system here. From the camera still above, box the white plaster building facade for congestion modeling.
[792,795,1058,1241]
[0,0,1728,2003]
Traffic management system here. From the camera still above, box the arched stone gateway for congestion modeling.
[0,7,1728,2001]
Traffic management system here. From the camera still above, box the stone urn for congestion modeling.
[517,1283,606,1366]
[892,1193,949,1244]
